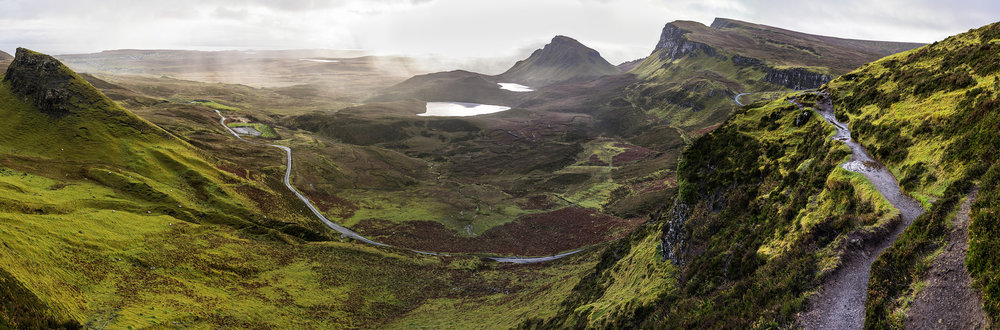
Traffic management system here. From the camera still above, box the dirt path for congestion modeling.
[906,188,989,329]
[793,93,926,329]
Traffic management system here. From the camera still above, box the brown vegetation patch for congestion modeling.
[632,175,677,194]
[690,123,722,136]
[301,190,359,218]
[611,143,656,164]
[587,154,609,166]
[353,207,642,256]
[235,185,282,212]
[519,195,560,210]
[218,162,251,180]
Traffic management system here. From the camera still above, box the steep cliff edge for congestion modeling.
[527,19,1000,328]
[626,18,923,127]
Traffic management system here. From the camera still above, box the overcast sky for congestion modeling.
[2,0,999,65]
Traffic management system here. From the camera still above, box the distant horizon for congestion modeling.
[1,16,941,69]
[3,0,999,65]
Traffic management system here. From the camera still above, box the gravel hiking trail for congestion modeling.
[792,93,925,329]
[906,188,988,329]
[214,110,583,264]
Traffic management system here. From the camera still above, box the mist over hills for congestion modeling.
[372,35,623,104]
[0,12,996,329]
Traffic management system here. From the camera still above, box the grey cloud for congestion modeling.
[212,7,251,20]
[1,0,999,64]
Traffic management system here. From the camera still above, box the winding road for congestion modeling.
[734,92,751,106]
[790,94,926,329]
[214,110,583,264]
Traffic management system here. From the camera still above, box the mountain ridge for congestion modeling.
[652,18,925,75]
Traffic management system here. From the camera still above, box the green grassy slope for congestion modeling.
[0,49,594,328]
[701,18,924,74]
[816,21,1000,327]
[532,19,1000,328]
[624,18,922,137]
[525,92,898,327]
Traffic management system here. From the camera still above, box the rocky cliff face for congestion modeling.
[3,48,95,117]
[731,54,765,67]
[654,23,716,60]
[763,67,831,90]
[661,200,690,265]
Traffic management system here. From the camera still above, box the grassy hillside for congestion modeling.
[528,19,1000,328]
[525,91,900,327]
[625,18,922,137]
[0,50,12,72]
[368,70,521,105]
[817,21,1000,327]
[0,49,599,328]
[701,18,924,74]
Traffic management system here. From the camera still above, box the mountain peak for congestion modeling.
[498,35,621,86]
[550,35,578,44]
[0,50,12,61]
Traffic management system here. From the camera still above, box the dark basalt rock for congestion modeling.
[731,54,765,68]
[661,200,689,265]
[794,110,812,126]
[764,67,831,90]
[655,23,717,60]
[3,48,85,117]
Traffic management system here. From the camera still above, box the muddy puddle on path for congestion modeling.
[793,93,925,330]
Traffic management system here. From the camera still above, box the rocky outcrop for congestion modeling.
[654,23,716,60]
[764,67,831,90]
[731,54,765,67]
[2,48,163,137]
[3,48,86,117]
[661,200,689,265]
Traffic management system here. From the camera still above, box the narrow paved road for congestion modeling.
[793,93,926,329]
[216,110,387,246]
[734,92,751,106]
[215,110,583,263]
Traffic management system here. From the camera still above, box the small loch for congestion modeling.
[419,102,511,117]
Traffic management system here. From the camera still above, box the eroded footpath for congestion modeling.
[794,92,925,330]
